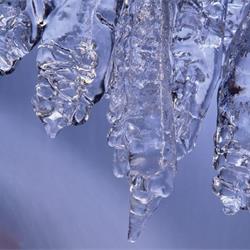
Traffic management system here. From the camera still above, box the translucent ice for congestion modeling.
[0,0,53,74]
[32,0,117,138]
[224,0,248,50]
[106,0,176,242]
[171,0,227,158]
[213,5,250,215]
[2,0,250,243]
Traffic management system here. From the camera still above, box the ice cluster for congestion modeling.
[1,0,250,242]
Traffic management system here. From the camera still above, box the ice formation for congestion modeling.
[32,0,117,138]
[224,0,248,50]
[1,0,250,243]
[106,0,176,242]
[213,3,250,215]
[0,0,53,74]
[171,0,227,158]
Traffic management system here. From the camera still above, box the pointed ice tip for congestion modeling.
[128,224,141,243]
[44,123,61,139]
[128,212,147,243]
[47,131,57,139]
[43,111,68,139]
[128,235,137,244]
[44,125,57,139]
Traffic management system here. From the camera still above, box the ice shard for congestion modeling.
[171,0,227,158]
[0,0,53,74]
[213,5,250,215]
[32,0,117,138]
[106,0,176,242]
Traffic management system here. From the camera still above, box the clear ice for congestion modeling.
[106,0,176,242]
[171,0,227,158]
[1,0,250,244]
[32,0,117,138]
[213,4,250,215]
[224,0,248,50]
[0,0,53,74]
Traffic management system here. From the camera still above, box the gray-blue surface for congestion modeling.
[0,50,249,249]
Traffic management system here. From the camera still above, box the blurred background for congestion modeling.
[0,50,249,249]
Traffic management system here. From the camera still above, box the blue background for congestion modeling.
[0,50,249,249]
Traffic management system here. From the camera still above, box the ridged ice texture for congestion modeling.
[32,0,116,138]
[213,7,250,215]
[171,0,227,159]
[0,0,52,74]
[224,0,248,50]
[106,0,176,242]
[213,6,250,214]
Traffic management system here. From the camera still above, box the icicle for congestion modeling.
[171,0,227,159]
[106,0,176,242]
[213,5,250,215]
[0,0,53,74]
[224,0,248,50]
[32,0,117,138]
